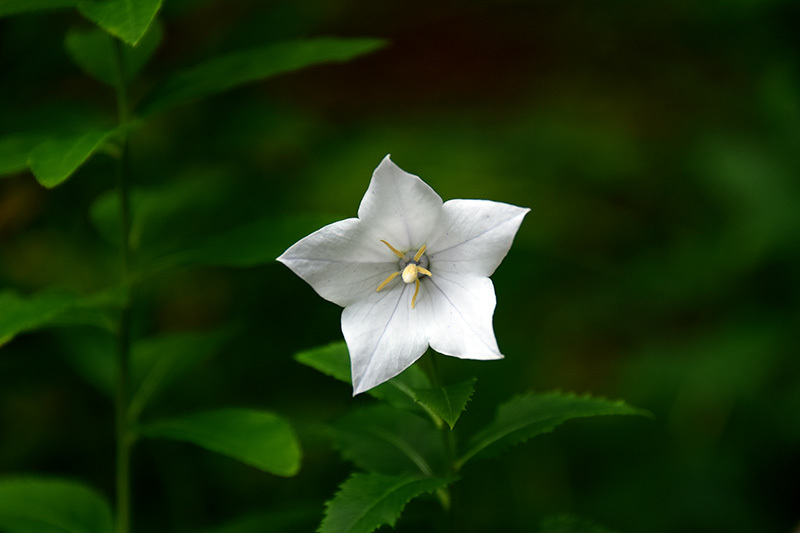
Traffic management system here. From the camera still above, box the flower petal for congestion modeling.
[342,283,432,395]
[357,155,444,252]
[277,218,397,307]
[427,200,529,277]
[424,272,503,360]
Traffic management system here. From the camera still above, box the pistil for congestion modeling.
[376,241,432,308]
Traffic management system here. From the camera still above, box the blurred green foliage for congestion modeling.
[1,0,798,532]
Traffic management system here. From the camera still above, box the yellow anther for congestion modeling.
[380,240,405,259]
[376,240,432,308]
[376,271,400,292]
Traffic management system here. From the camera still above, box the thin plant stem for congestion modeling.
[424,353,458,533]
[113,37,133,533]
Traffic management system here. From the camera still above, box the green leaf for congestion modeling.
[128,327,236,419]
[294,341,431,407]
[29,128,116,188]
[320,472,449,533]
[65,22,162,85]
[141,37,386,114]
[0,288,124,348]
[331,405,444,476]
[57,326,233,408]
[0,0,77,17]
[413,378,476,430]
[77,0,162,46]
[457,391,651,468]
[0,477,113,533]
[140,408,301,477]
[0,134,45,176]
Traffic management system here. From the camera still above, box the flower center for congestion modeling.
[376,240,432,308]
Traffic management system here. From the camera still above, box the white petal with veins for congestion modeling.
[428,199,530,278]
[278,155,528,394]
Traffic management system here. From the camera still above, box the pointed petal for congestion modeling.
[342,283,431,394]
[427,200,529,277]
[425,272,503,360]
[357,155,444,252]
[277,218,397,307]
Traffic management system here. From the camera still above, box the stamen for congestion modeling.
[417,267,432,277]
[376,271,400,292]
[412,278,420,308]
[413,244,427,262]
[380,240,405,259]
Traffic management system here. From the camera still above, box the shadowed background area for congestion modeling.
[1,1,799,531]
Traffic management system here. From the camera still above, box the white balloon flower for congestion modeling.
[278,155,529,395]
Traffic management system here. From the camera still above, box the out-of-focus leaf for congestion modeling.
[0,477,113,533]
[57,326,233,408]
[89,175,235,251]
[64,22,162,85]
[413,378,476,430]
[128,327,236,419]
[159,214,335,269]
[294,341,431,407]
[319,472,450,533]
[28,129,116,188]
[331,405,443,476]
[140,408,301,476]
[0,0,77,17]
[141,38,386,114]
[57,328,116,397]
[77,0,162,46]
[457,391,651,468]
[0,134,45,176]
[0,288,124,349]
[199,506,320,533]
[540,514,619,533]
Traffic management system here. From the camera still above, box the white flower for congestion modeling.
[278,155,529,395]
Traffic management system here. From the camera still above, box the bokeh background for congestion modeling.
[1,1,799,531]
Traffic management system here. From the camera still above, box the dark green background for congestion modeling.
[1,1,799,531]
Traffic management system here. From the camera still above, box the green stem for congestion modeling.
[424,354,458,533]
[113,37,133,533]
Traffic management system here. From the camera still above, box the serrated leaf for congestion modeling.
[65,22,162,85]
[294,341,430,407]
[128,327,236,419]
[0,477,113,533]
[320,472,450,533]
[141,37,386,114]
[29,128,115,188]
[457,391,651,468]
[77,0,162,46]
[0,0,77,17]
[140,408,301,476]
[413,378,476,430]
[0,288,124,348]
[331,405,444,476]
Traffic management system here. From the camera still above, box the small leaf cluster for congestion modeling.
[296,342,651,533]
[0,1,384,532]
